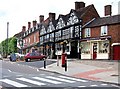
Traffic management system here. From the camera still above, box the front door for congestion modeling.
[70,41,77,58]
[113,45,120,60]
[93,43,97,59]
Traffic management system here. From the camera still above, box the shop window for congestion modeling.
[81,42,90,54]
[101,26,108,36]
[99,41,109,53]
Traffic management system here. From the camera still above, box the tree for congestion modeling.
[0,37,17,57]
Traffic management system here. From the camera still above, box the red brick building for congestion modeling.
[81,5,120,60]
[14,26,26,53]
[22,20,40,53]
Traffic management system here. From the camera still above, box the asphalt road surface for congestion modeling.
[0,60,119,89]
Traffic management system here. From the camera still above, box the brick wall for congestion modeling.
[83,24,120,44]
[23,30,39,47]
[108,24,120,43]
[82,5,99,25]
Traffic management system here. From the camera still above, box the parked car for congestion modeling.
[24,52,47,62]
[9,53,17,62]
[0,54,2,60]
[9,53,25,62]
[15,53,25,58]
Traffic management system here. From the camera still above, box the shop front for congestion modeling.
[81,38,110,59]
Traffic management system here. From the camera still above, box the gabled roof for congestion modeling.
[14,31,24,38]
[85,15,120,28]
[57,14,69,24]
[68,4,99,20]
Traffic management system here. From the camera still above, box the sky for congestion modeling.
[0,0,119,43]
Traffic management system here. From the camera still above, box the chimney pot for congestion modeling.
[105,5,112,16]
[49,13,56,21]
[22,26,26,32]
[32,20,37,27]
[75,2,85,11]
[39,15,44,23]
[28,22,31,30]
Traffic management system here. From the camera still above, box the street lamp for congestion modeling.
[7,22,9,57]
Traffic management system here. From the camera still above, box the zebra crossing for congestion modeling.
[0,75,111,87]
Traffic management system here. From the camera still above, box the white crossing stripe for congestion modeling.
[0,79,28,87]
[16,78,45,86]
[90,85,98,87]
[46,76,75,83]
[59,76,88,82]
[33,77,62,84]
[78,85,86,87]
[101,84,108,86]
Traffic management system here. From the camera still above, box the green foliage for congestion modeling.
[0,37,17,57]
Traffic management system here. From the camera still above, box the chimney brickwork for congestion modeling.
[75,2,85,11]
[39,15,44,23]
[32,20,37,27]
[22,26,26,32]
[105,5,112,16]
[49,13,56,21]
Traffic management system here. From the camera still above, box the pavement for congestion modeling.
[40,58,120,86]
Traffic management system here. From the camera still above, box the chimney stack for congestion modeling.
[75,2,85,11]
[49,12,56,21]
[22,26,26,32]
[28,22,31,30]
[39,15,44,23]
[32,20,37,27]
[105,5,112,16]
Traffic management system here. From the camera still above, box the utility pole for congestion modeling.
[7,22,9,57]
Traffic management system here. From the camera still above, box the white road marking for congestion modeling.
[16,77,45,86]
[37,69,39,71]
[59,76,88,82]
[0,79,28,87]
[33,77,62,84]
[78,85,86,87]
[8,69,12,72]
[46,76,75,83]
[3,76,9,78]
[101,84,108,86]
[16,75,23,77]
[90,85,98,87]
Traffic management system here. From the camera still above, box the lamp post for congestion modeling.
[7,22,9,57]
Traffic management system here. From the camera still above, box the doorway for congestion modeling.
[70,41,77,58]
[93,43,97,59]
[113,45,120,60]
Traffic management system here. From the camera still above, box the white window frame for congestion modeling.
[85,28,91,37]
[101,26,108,36]
[28,38,30,44]
[34,35,36,43]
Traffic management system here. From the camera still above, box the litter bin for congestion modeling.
[61,53,67,67]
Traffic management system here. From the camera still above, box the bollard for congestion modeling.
[57,55,59,66]
[65,54,67,71]
[65,60,67,71]
[44,58,46,69]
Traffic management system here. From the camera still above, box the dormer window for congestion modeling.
[101,26,108,36]
[67,12,79,25]
[85,28,91,37]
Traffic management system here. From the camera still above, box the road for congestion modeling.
[0,60,119,88]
